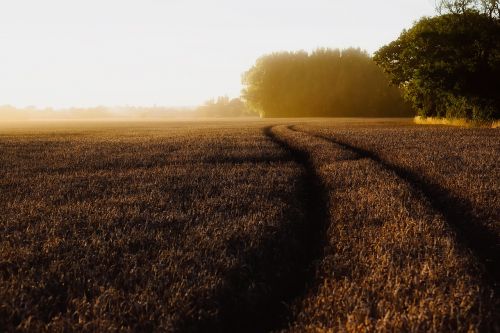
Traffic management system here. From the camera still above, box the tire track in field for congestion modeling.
[257,125,330,331]
[176,126,330,333]
[270,125,497,330]
[290,125,499,292]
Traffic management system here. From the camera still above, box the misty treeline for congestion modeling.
[241,0,499,121]
[242,48,411,118]
[0,105,196,120]
[196,96,258,117]
[375,0,500,121]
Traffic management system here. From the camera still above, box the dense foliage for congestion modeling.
[374,7,500,121]
[242,49,412,118]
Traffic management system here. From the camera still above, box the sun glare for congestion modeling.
[0,0,435,114]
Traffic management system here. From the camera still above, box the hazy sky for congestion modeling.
[0,0,436,108]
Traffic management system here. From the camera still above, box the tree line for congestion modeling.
[196,96,257,117]
[242,48,411,118]
[241,0,499,121]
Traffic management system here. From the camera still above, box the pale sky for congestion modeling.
[0,0,436,108]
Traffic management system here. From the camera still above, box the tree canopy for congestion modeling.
[241,48,411,118]
[374,3,500,120]
[436,0,499,17]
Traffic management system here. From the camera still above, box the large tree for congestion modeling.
[374,11,500,120]
[242,48,411,118]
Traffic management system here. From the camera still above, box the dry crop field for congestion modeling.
[0,119,498,332]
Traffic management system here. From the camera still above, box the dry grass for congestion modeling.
[297,122,499,241]
[0,122,310,332]
[270,125,497,332]
[414,116,499,128]
[0,119,498,332]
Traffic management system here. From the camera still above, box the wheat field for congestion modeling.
[0,119,498,332]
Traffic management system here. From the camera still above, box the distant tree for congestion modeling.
[241,48,411,118]
[374,12,500,120]
[197,96,258,117]
[0,105,26,120]
[436,0,499,17]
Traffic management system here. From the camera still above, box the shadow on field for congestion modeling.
[175,126,330,332]
[292,126,500,293]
